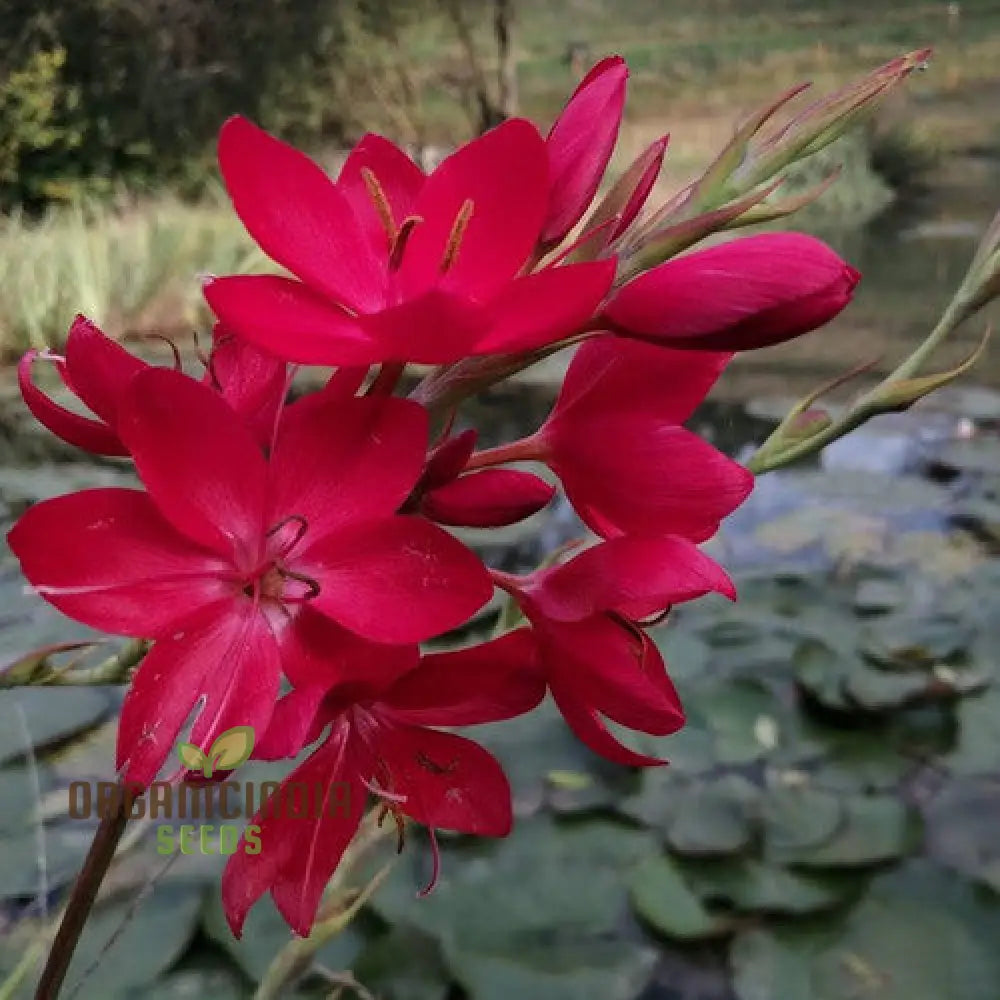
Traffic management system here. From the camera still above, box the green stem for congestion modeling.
[0,640,148,690]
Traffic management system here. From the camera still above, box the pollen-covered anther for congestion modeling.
[440,198,475,273]
[360,167,399,246]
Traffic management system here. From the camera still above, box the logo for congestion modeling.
[177,725,255,777]
[67,726,352,857]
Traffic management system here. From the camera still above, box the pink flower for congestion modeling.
[7,369,491,786]
[523,335,753,539]
[603,232,860,349]
[494,535,734,766]
[222,629,543,936]
[542,56,629,248]
[203,117,616,366]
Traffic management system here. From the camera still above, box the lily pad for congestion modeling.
[945,688,1000,776]
[684,858,861,916]
[628,854,731,941]
[732,861,1000,1000]
[762,785,843,857]
[665,776,759,857]
[353,927,451,1000]
[861,614,973,670]
[924,777,1000,892]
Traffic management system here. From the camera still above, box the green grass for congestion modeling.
[0,192,266,355]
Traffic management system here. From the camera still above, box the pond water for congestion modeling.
[1,171,1000,999]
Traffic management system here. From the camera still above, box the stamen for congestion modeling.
[440,199,475,273]
[388,215,423,271]
[129,333,183,371]
[637,607,672,628]
[417,828,441,897]
[267,514,309,558]
[361,167,398,246]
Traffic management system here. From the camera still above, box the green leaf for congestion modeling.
[925,778,1000,892]
[353,927,451,1000]
[762,785,843,858]
[628,854,731,941]
[665,776,759,857]
[0,686,110,764]
[732,861,1000,1000]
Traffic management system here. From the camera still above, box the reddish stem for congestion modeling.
[463,435,544,471]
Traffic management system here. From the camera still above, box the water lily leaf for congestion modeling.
[628,854,731,941]
[793,639,854,712]
[353,927,451,1000]
[665,776,759,857]
[762,785,843,858]
[447,939,657,1000]
[694,680,786,764]
[372,817,655,952]
[616,767,687,828]
[139,958,247,1000]
[861,614,972,670]
[934,438,1000,477]
[945,688,1000,776]
[685,857,861,915]
[202,884,365,982]
[778,794,917,867]
[852,578,905,615]
[0,686,111,764]
[732,861,1000,1000]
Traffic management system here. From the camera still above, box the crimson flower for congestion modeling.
[603,232,860,349]
[7,369,490,786]
[494,535,734,766]
[518,335,753,539]
[541,55,629,248]
[222,628,543,937]
[18,315,287,454]
[203,117,616,366]
[416,429,555,528]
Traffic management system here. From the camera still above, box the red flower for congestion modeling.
[542,56,629,248]
[19,315,288,455]
[494,535,734,766]
[203,117,616,366]
[7,369,491,786]
[18,315,145,456]
[603,232,860,350]
[222,629,543,936]
[529,335,753,539]
[416,429,555,528]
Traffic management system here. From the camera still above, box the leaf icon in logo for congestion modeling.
[206,726,256,776]
[177,743,207,772]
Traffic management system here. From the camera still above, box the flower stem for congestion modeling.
[34,787,132,999]
[463,435,543,470]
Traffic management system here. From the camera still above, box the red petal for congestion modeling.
[399,119,548,299]
[553,334,731,425]
[548,419,753,539]
[550,682,667,767]
[252,685,328,760]
[527,535,735,621]
[372,722,512,836]
[542,56,628,245]
[356,288,489,364]
[278,606,418,694]
[203,275,378,366]
[64,315,147,425]
[541,615,684,734]
[604,233,859,349]
[473,259,616,356]
[17,351,127,456]
[421,469,554,527]
[338,133,424,255]
[269,393,428,542]
[384,628,545,726]
[218,116,384,312]
[207,325,287,444]
[421,429,478,490]
[116,602,281,786]
[222,725,367,937]
[611,135,667,240]
[118,368,269,557]
[7,488,230,637]
[299,516,492,643]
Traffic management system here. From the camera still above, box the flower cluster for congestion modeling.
[8,56,859,938]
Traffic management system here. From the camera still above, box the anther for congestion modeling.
[266,514,309,558]
[361,167,398,247]
[440,199,474,273]
[388,215,423,271]
[277,568,321,601]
